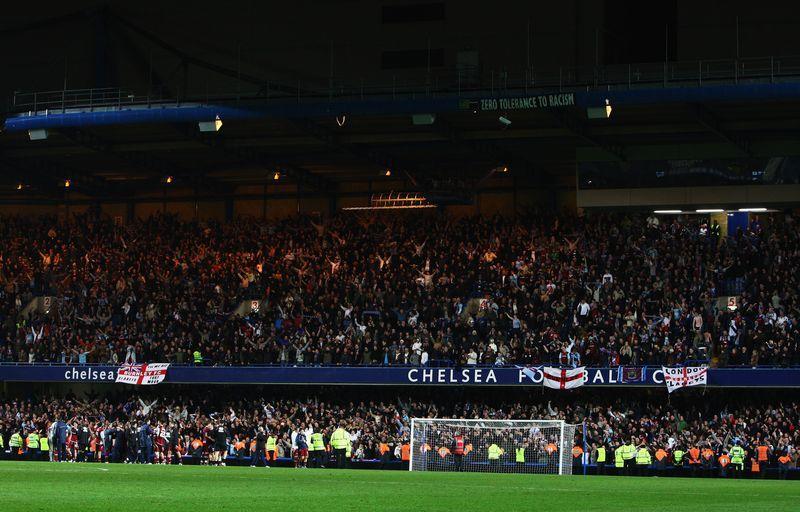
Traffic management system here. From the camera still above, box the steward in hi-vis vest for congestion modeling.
[265,434,277,466]
[614,444,624,471]
[452,432,466,472]
[310,431,326,468]
[515,445,526,464]
[718,451,731,478]
[330,422,349,469]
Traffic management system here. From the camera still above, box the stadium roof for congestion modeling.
[2,4,800,202]
[3,86,800,200]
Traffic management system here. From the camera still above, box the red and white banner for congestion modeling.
[542,366,585,390]
[115,363,170,385]
[662,366,707,393]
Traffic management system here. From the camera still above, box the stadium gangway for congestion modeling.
[10,55,800,113]
[11,87,171,115]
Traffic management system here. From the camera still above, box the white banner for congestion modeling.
[115,363,170,385]
[542,366,585,390]
[662,366,707,393]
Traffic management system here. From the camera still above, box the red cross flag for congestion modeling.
[115,363,170,385]
[662,366,708,393]
[542,366,585,390]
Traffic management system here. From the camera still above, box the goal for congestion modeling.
[409,418,578,475]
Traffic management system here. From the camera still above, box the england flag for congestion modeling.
[115,363,170,385]
[542,366,586,390]
[662,366,708,393]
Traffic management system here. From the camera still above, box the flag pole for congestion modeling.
[582,420,588,476]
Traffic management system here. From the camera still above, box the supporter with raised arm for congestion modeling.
[0,211,798,369]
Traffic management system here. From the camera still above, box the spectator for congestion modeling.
[0,210,797,369]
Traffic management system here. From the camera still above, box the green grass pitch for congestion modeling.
[0,461,796,512]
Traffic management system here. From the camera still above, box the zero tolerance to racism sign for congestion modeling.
[462,92,576,112]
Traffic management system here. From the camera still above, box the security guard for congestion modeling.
[755,442,770,479]
[778,451,792,480]
[378,437,392,469]
[654,447,668,471]
[26,430,40,461]
[622,438,637,476]
[750,455,761,477]
[673,445,685,473]
[344,438,352,468]
[688,445,702,477]
[593,443,606,475]
[9,430,23,460]
[729,441,745,478]
[310,429,326,468]
[330,421,349,469]
[452,432,467,472]
[614,442,625,474]
[401,442,411,465]
[701,444,715,477]
[710,220,721,238]
[718,450,731,478]
[635,444,652,476]
[571,444,584,473]
[487,443,503,471]
[265,431,278,466]
[544,440,558,467]
[193,350,203,365]
[515,443,526,466]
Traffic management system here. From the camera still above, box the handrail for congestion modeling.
[9,55,800,114]
[10,87,168,115]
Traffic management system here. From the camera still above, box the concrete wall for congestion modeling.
[0,183,573,223]
[578,184,800,209]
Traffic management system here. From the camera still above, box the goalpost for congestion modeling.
[409,418,577,475]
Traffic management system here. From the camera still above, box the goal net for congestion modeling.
[409,418,578,475]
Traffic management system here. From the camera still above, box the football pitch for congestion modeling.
[0,461,797,512]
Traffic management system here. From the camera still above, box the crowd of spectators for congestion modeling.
[0,209,798,368]
[0,389,797,474]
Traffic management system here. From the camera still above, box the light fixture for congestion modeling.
[165,176,174,184]
[738,207,767,212]
[64,179,71,188]
[498,116,512,127]
[411,114,436,126]
[587,99,613,119]
[198,115,223,133]
[28,128,50,140]
[342,204,437,211]
[16,183,23,191]
[653,210,682,214]
[696,208,723,213]
[273,171,280,181]
[342,192,436,210]
[384,169,392,177]
[28,129,48,141]
[501,166,508,173]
